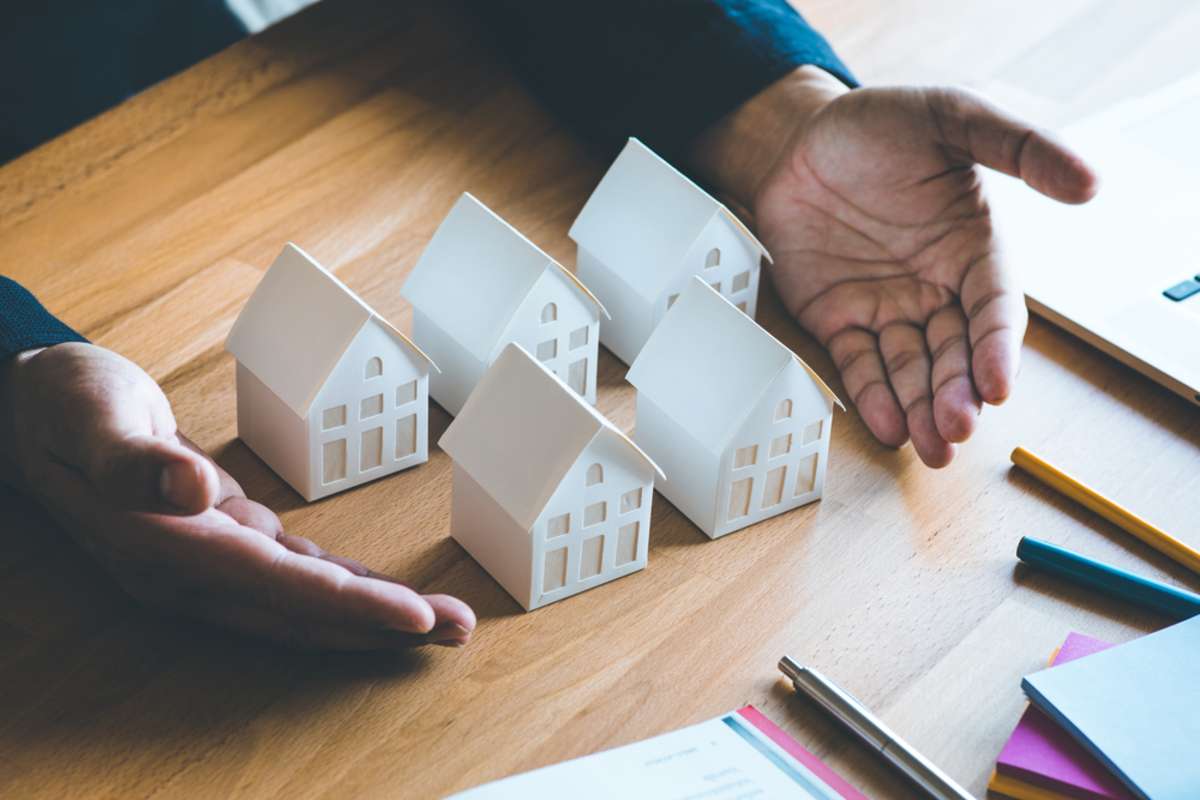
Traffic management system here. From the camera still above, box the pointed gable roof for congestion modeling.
[568,138,771,302]
[440,344,662,531]
[226,243,436,418]
[626,278,842,453]
[402,193,608,362]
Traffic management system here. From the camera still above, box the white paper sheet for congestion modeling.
[451,709,849,799]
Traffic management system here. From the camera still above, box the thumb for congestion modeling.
[927,87,1099,204]
[85,434,221,514]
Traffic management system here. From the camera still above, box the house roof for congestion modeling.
[226,243,437,418]
[568,138,771,302]
[626,277,842,453]
[439,343,662,531]
[402,193,609,362]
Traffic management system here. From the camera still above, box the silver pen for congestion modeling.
[778,656,976,800]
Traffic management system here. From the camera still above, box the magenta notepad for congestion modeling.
[995,633,1133,800]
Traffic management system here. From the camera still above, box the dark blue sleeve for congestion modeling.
[0,277,87,359]
[465,0,857,161]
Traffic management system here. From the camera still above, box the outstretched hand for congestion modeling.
[0,342,474,650]
[695,73,1098,466]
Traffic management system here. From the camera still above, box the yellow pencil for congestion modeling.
[1011,447,1200,577]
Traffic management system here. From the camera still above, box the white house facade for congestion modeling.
[227,243,437,502]
[404,192,608,416]
[440,344,661,611]
[570,137,770,366]
[627,278,840,539]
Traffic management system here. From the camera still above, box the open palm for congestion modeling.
[755,87,1097,466]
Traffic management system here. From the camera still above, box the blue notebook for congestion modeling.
[1021,615,1200,800]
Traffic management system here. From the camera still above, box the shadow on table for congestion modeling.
[0,485,450,779]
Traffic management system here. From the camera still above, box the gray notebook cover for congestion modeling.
[1021,615,1200,800]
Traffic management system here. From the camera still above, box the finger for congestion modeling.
[828,328,907,447]
[424,594,477,643]
[879,323,954,468]
[178,433,247,504]
[927,87,1098,204]
[208,604,464,651]
[218,495,284,537]
[960,252,1028,404]
[88,435,221,515]
[925,305,981,443]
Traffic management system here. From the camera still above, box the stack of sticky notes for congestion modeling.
[990,615,1200,800]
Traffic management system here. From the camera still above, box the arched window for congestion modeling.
[586,463,604,486]
[541,302,557,323]
[705,247,721,269]
[365,356,382,379]
[775,398,792,422]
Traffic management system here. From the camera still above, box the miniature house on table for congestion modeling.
[440,343,663,611]
[626,278,842,539]
[402,192,610,416]
[569,137,771,365]
[226,243,438,502]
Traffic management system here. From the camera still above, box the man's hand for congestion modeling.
[0,342,475,650]
[692,69,1098,467]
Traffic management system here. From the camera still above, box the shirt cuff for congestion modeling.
[0,276,88,359]
[623,5,857,161]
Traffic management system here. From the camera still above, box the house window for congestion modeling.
[769,433,792,459]
[569,325,589,350]
[586,463,604,486]
[802,419,823,445]
[322,439,347,484]
[581,535,604,579]
[795,453,818,496]
[361,393,383,419]
[705,247,721,269]
[322,405,346,430]
[541,302,557,324]
[736,301,748,314]
[361,427,383,470]
[732,271,750,293]
[396,380,417,406]
[762,466,787,508]
[734,444,758,468]
[776,399,793,421]
[543,548,568,591]
[667,293,680,309]
[616,522,640,565]
[710,281,722,294]
[536,338,557,361]
[584,501,606,527]
[396,414,416,458]
[568,358,587,395]
[547,512,570,538]
[728,477,753,519]
[620,487,643,513]
[365,357,382,379]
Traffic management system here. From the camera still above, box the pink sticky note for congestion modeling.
[995,633,1135,800]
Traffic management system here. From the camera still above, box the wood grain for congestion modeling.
[2,1,1198,797]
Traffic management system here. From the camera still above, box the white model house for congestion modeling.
[626,278,842,539]
[402,192,609,416]
[569,137,771,365]
[226,243,438,502]
[440,343,663,611]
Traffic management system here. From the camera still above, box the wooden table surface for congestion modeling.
[3,1,1198,797]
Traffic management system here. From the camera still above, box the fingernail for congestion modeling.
[431,623,473,645]
[158,461,195,509]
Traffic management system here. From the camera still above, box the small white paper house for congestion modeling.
[626,278,842,539]
[402,193,610,416]
[226,244,438,502]
[440,343,663,611]
[569,137,771,365]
